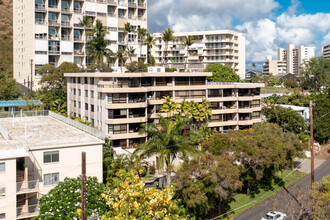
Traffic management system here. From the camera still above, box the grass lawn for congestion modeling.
[261,86,296,93]
[218,170,307,219]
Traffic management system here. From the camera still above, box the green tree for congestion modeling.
[35,176,108,219]
[161,28,175,65]
[101,170,188,219]
[115,49,128,73]
[134,116,199,187]
[127,46,136,63]
[78,15,93,62]
[311,89,330,143]
[137,27,147,61]
[86,36,112,67]
[123,22,134,61]
[174,154,242,218]
[263,105,308,134]
[90,19,109,38]
[300,56,330,91]
[0,75,21,100]
[181,36,195,72]
[145,33,156,65]
[204,63,240,82]
[125,61,147,73]
[251,63,257,69]
[311,175,330,219]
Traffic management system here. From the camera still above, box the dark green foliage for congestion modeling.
[165,67,177,72]
[311,89,330,143]
[251,74,281,86]
[300,57,330,91]
[263,105,308,134]
[204,63,240,82]
[125,61,148,72]
[284,79,299,88]
[35,176,108,219]
[264,92,311,107]
[0,74,21,100]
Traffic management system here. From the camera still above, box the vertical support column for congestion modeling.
[24,165,28,212]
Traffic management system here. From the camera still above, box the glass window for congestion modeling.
[44,151,59,163]
[44,173,59,185]
[0,187,5,198]
[90,77,94,85]
[84,77,88,84]
[0,163,5,172]
[0,213,5,220]
[85,103,88,110]
[85,90,88,97]
[91,91,94,98]
[91,105,94,112]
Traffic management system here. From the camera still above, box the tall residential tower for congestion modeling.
[13,0,147,90]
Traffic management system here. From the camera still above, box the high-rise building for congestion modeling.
[13,0,148,90]
[321,44,330,58]
[277,44,315,75]
[64,71,263,149]
[150,30,246,79]
[262,56,286,75]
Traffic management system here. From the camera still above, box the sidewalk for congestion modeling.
[294,158,325,173]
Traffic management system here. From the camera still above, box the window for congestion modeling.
[91,119,94,126]
[44,151,59,163]
[85,90,88,97]
[91,91,94,98]
[91,104,94,112]
[78,77,81,83]
[108,124,127,134]
[78,101,81,108]
[90,77,94,85]
[74,101,76,107]
[73,88,76,95]
[73,77,76,83]
[78,89,81,96]
[0,213,5,220]
[0,187,5,198]
[85,103,88,110]
[107,94,112,103]
[84,77,88,84]
[0,163,5,172]
[44,173,59,185]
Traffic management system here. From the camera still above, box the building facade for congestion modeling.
[0,112,103,219]
[13,0,148,90]
[321,44,330,58]
[262,56,287,75]
[65,71,263,149]
[150,30,246,79]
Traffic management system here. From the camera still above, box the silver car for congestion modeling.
[261,211,287,220]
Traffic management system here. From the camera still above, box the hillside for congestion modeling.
[0,0,13,75]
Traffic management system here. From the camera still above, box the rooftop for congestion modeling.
[0,100,42,108]
[0,115,104,152]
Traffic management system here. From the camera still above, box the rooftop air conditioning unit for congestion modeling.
[148,66,165,73]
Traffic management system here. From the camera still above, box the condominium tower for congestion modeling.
[150,30,246,79]
[321,44,330,58]
[65,71,263,149]
[13,0,147,90]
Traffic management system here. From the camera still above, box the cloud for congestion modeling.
[322,33,330,46]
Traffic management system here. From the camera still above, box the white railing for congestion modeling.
[16,180,39,192]
[0,123,8,140]
[17,204,39,218]
[49,111,105,140]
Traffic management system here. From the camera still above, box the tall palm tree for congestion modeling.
[145,33,156,65]
[90,19,109,38]
[115,49,128,73]
[251,63,257,69]
[127,46,136,63]
[86,36,112,67]
[137,27,147,61]
[161,28,175,65]
[79,15,93,66]
[181,35,195,72]
[134,116,198,188]
[123,22,135,61]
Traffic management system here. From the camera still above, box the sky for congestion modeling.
[147,0,330,68]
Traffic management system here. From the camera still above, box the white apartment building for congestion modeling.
[321,44,330,58]
[150,30,246,79]
[262,56,287,75]
[277,44,315,75]
[13,0,148,90]
[64,71,263,150]
[0,111,103,219]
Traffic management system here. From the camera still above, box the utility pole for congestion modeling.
[309,100,314,186]
[30,59,33,92]
[81,152,87,220]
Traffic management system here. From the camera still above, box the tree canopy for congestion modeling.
[204,63,240,82]
[0,74,21,100]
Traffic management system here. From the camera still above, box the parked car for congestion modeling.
[261,211,286,220]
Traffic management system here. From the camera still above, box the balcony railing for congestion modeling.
[17,180,39,193]
[128,2,137,7]
[138,2,146,7]
[35,4,46,10]
[35,19,46,25]
[61,7,71,12]
[74,35,83,41]
[49,50,60,55]
[74,50,84,55]
[17,204,39,218]
[48,4,58,9]
[74,8,82,13]
[61,35,71,41]
[61,21,71,26]
[108,13,116,17]
[107,0,117,5]
[48,20,60,26]
[97,0,106,3]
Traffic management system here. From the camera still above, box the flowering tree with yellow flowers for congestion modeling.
[101,170,189,220]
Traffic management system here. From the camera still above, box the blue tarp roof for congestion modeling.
[0,100,43,108]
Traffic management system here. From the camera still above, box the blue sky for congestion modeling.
[147,0,330,66]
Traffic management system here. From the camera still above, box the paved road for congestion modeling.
[234,159,330,220]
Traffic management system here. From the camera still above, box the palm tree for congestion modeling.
[127,46,136,63]
[123,22,134,59]
[115,49,128,73]
[161,28,175,65]
[134,116,198,188]
[137,27,147,61]
[90,19,109,38]
[181,35,195,72]
[251,63,257,69]
[160,96,180,117]
[86,36,112,67]
[79,15,93,66]
[145,33,156,65]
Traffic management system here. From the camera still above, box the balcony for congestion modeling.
[74,8,82,13]
[118,13,126,18]
[74,50,84,55]
[108,13,117,17]
[35,4,46,11]
[128,1,137,7]
[73,35,83,41]
[107,0,117,5]
[138,2,146,7]
[35,19,46,25]
[48,20,60,26]
[61,21,71,27]
[85,11,96,16]
[16,180,39,193]
[49,50,60,55]
[137,16,146,21]
[17,204,39,219]
[61,7,71,13]
[97,0,106,3]
[61,35,71,41]
[128,14,136,19]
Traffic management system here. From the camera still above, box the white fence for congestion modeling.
[0,123,8,140]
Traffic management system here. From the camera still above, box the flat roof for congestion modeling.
[0,100,42,108]
[0,116,104,152]
[64,72,212,78]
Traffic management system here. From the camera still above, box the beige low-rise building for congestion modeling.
[262,56,287,75]
[0,111,103,219]
[65,71,263,149]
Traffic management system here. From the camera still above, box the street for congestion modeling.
[234,159,330,220]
